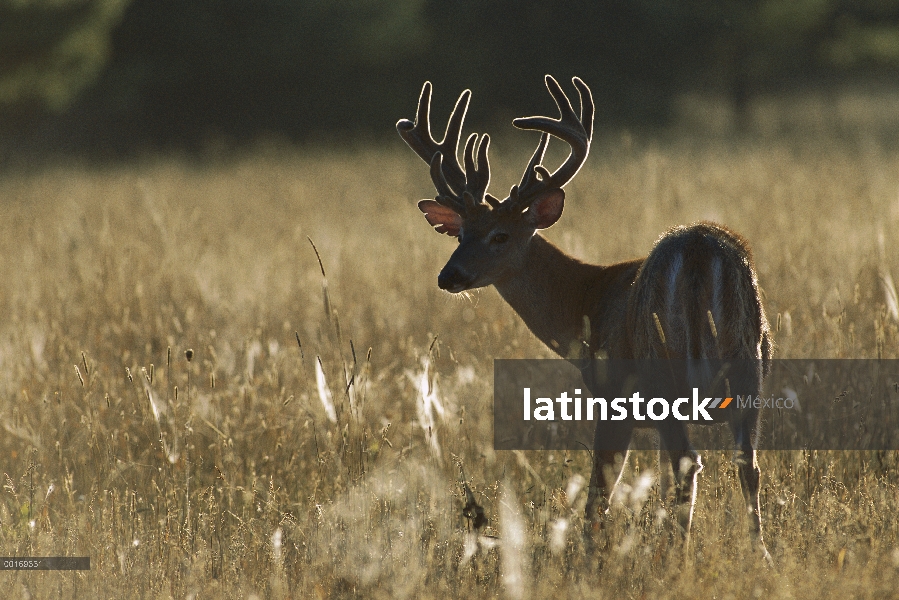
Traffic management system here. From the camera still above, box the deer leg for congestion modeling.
[585,449,621,527]
[657,439,673,501]
[734,416,772,563]
[659,424,702,538]
[585,422,633,531]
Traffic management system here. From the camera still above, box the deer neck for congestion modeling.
[493,234,601,358]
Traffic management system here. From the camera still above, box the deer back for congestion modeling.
[626,222,772,369]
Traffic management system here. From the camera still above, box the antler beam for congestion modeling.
[397,83,493,215]
[506,75,594,211]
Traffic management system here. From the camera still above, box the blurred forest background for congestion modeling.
[5,4,899,596]
[4,0,899,163]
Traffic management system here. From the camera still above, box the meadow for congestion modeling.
[2,110,899,597]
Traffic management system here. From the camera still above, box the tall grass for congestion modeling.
[1,132,899,598]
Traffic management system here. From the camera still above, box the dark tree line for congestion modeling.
[3,0,899,158]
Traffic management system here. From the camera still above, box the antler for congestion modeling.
[397,82,492,215]
[398,76,592,217]
[504,75,594,212]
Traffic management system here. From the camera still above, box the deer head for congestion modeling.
[397,75,594,293]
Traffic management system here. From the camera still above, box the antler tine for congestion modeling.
[462,133,491,208]
[396,82,433,158]
[462,133,478,191]
[461,134,479,212]
[475,133,491,201]
[518,132,549,196]
[397,81,470,196]
[573,76,595,141]
[442,91,471,190]
[509,75,594,207]
[429,152,466,213]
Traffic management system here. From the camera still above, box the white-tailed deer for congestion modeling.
[398,76,773,557]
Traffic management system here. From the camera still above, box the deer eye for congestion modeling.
[490,232,510,244]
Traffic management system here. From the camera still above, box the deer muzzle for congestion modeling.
[437,264,473,293]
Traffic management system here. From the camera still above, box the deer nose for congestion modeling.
[437,266,471,292]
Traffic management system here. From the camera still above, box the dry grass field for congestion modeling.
[2,123,899,598]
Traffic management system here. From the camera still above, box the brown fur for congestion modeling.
[492,222,772,555]
[628,222,772,367]
[400,76,773,559]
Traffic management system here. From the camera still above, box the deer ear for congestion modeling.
[528,189,565,229]
[418,200,462,236]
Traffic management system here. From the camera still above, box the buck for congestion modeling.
[397,75,773,557]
